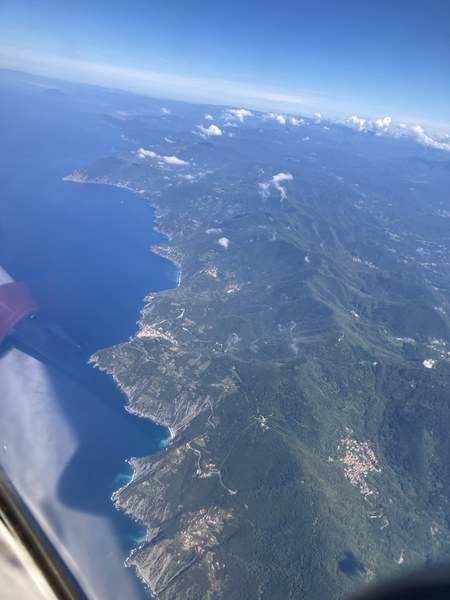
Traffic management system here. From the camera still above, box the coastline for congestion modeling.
[65,168,234,598]
[66,174,182,575]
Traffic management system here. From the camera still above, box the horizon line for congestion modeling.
[0,45,449,134]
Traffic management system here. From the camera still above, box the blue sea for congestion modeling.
[0,72,176,597]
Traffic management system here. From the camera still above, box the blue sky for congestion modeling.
[1,0,449,130]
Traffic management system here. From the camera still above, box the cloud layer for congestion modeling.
[345,114,450,151]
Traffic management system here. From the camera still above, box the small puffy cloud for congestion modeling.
[423,359,437,369]
[204,113,214,120]
[179,171,208,183]
[346,114,392,134]
[272,172,293,199]
[265,112,287,125]
[162,155,189,165]
[206,124,223,136]
[224,108,253,123]
[196,124,223,138]
[217,237,230,249]
[290,117,304,126]
[346,115,367,131]
[410,124,450,151]
[137,147,157,158]
[302,136,310,141]
[410,124,424,135]
[161,107,170,114]
[347,115,364,126]
[313,112,322,121]
[137,148,189,165]
[272,172,293,184]
[374,116,392,130]
[206,228,222,234]
[259,172,293,200]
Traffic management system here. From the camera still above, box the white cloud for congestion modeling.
[206,228,222,234]
[302,136,310,141]
[161,107,170,114]
[272,172,293,184]
[410,124,424,135]
[162,155,188,165]
[259,172,294,200]
[410,124,450,151]
[374,116,392,130]
[314,112,322,121]
[224,108,253,123]
[218,237,230,249]
[204,113,214,120]
[137,148,157,158]
[264,112,287,125]
[179,170,208,183]
[196,124,223,138]
[290,117,304,126]
[272,172,293,199]
[345,114,450,152]
[423,359,436,369]
[346,114,393,134]
[137,148,189,165]
[346,115,366,131]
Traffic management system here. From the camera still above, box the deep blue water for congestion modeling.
[0,72,176,596]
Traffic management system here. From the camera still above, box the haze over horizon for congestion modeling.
[0,0,449,131]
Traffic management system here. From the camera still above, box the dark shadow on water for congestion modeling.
[12,315,166,521]
[339,551,366,578]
